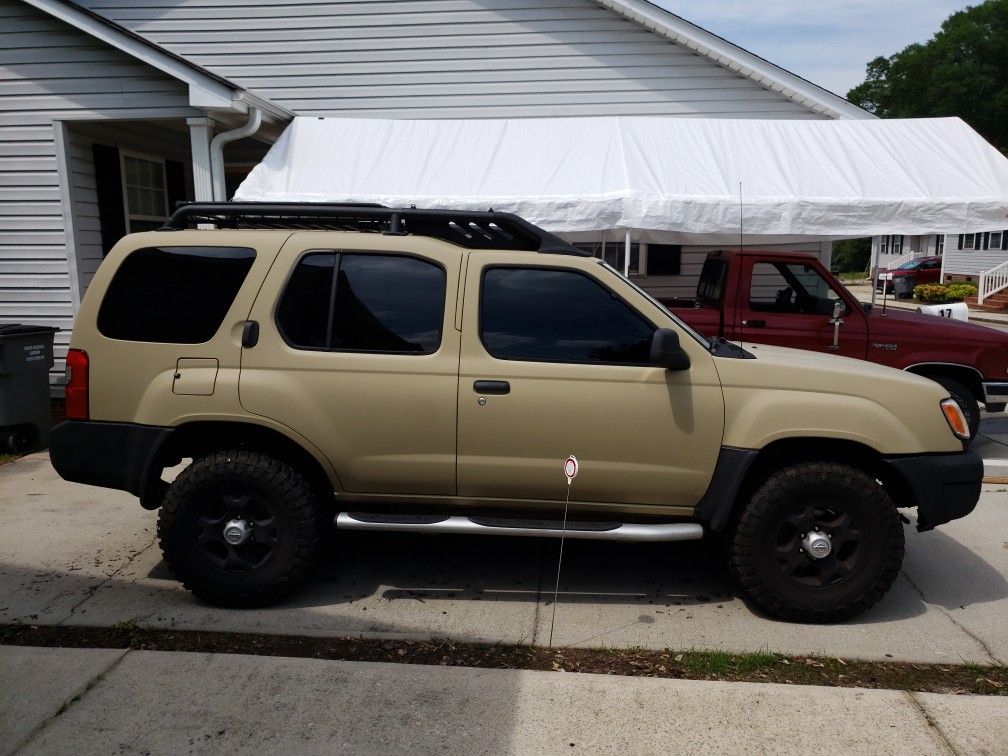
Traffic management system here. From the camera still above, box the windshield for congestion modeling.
[597,260,711,348]
[897,259,924,270]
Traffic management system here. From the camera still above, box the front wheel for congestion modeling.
[728,461,904,623]
[158,450,326,607]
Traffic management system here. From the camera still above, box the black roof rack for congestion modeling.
[160,202,586,256]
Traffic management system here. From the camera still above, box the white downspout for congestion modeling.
[209,107,262,202]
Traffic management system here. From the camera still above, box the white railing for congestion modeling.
[978,259,1008,304]
[883,249,923,270]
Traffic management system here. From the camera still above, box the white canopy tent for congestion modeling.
[235,115,1008,246]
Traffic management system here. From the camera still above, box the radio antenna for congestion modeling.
[736,181,745,350]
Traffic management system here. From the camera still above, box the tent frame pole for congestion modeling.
[624,229,631,278]
[870,237,880,308]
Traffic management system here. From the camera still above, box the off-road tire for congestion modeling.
[933,377,981,442]
[728,461,904,623]
[158,450,325,607]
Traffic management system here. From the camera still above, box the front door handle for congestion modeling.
[474,380,510,395]
[742,319,766,328]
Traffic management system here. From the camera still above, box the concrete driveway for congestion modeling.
[1,447,1006,665]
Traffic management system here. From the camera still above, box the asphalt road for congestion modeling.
[1,443,1005,665]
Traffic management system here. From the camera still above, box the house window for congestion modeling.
[645,244,682,275]
[935,234,944,255]
[880,236,889,254]
[120,152,168,233]
[890,235,903,254]
[964,233,975,250]
[574,241,640,275]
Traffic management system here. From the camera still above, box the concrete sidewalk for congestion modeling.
[3,645,1006,755]
[1,451,1006,666]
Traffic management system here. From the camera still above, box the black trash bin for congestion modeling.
[0,324,59,452]
[893,275,917,299]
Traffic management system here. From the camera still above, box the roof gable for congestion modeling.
[596,0,872,119]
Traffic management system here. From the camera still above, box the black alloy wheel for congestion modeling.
[158,450,326,607]
[729,461,904,623]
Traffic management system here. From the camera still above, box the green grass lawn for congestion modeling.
[835,271,869,282]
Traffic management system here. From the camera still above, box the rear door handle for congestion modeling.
[742,319,765,328]
[241,320,259,348]
[474,380,510,395]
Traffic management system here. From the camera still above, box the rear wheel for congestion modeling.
[932,377,981,442]
[158,450,326,607]
[728,461,904,623]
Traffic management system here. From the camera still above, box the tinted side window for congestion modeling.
[97,246,255,343]
[481,267,655,364]
[276,253,335,349]
[277,253,446,354]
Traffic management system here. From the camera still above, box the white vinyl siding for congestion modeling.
[77,0,823,119]
[65,121,195,293]
[0,0,195,390]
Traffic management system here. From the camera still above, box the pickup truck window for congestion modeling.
[749,261,845,317]
[277,252,445,354]
[480,267,654,365]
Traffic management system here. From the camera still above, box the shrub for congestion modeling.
[913,282,977,303]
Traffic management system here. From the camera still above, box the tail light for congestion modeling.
[65,349,89,420]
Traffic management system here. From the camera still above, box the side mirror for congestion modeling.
[831,300,845,321]
[650,328,691,371]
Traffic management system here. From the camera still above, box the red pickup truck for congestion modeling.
[664,249,1008,440]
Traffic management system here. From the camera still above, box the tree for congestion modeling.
[831,238,872,273]
[847,0,1008,153]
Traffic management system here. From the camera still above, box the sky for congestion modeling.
[656,1,973,97]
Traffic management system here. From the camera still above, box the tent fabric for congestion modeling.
[235,116,1008,238]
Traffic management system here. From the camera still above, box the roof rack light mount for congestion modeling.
[160,202,584,255]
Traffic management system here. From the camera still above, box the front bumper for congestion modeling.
[49,420,170,497]
[982,381,1008,410]
[885,451,982,531]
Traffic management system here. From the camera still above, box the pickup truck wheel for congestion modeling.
[932,377,980,441]
[157,450,325,607]
[728,461,904,623]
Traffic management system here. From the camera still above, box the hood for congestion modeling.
[712,341,963,454]
[865,306,1008,343]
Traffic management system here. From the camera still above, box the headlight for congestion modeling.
[940,398,970,440]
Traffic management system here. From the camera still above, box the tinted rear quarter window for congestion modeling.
[97,246,256,343]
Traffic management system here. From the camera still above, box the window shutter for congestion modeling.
[91,143,125,256]
[165,159,186,216]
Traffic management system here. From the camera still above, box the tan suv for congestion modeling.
[49,203,982,622]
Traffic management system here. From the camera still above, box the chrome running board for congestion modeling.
[335,512,704,542]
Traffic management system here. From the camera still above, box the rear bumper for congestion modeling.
[48,420,170,497]
[885,451,982,531]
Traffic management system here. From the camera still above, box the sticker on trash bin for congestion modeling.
[563,455,578,483]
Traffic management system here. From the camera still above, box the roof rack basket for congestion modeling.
[160,202,584,255]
